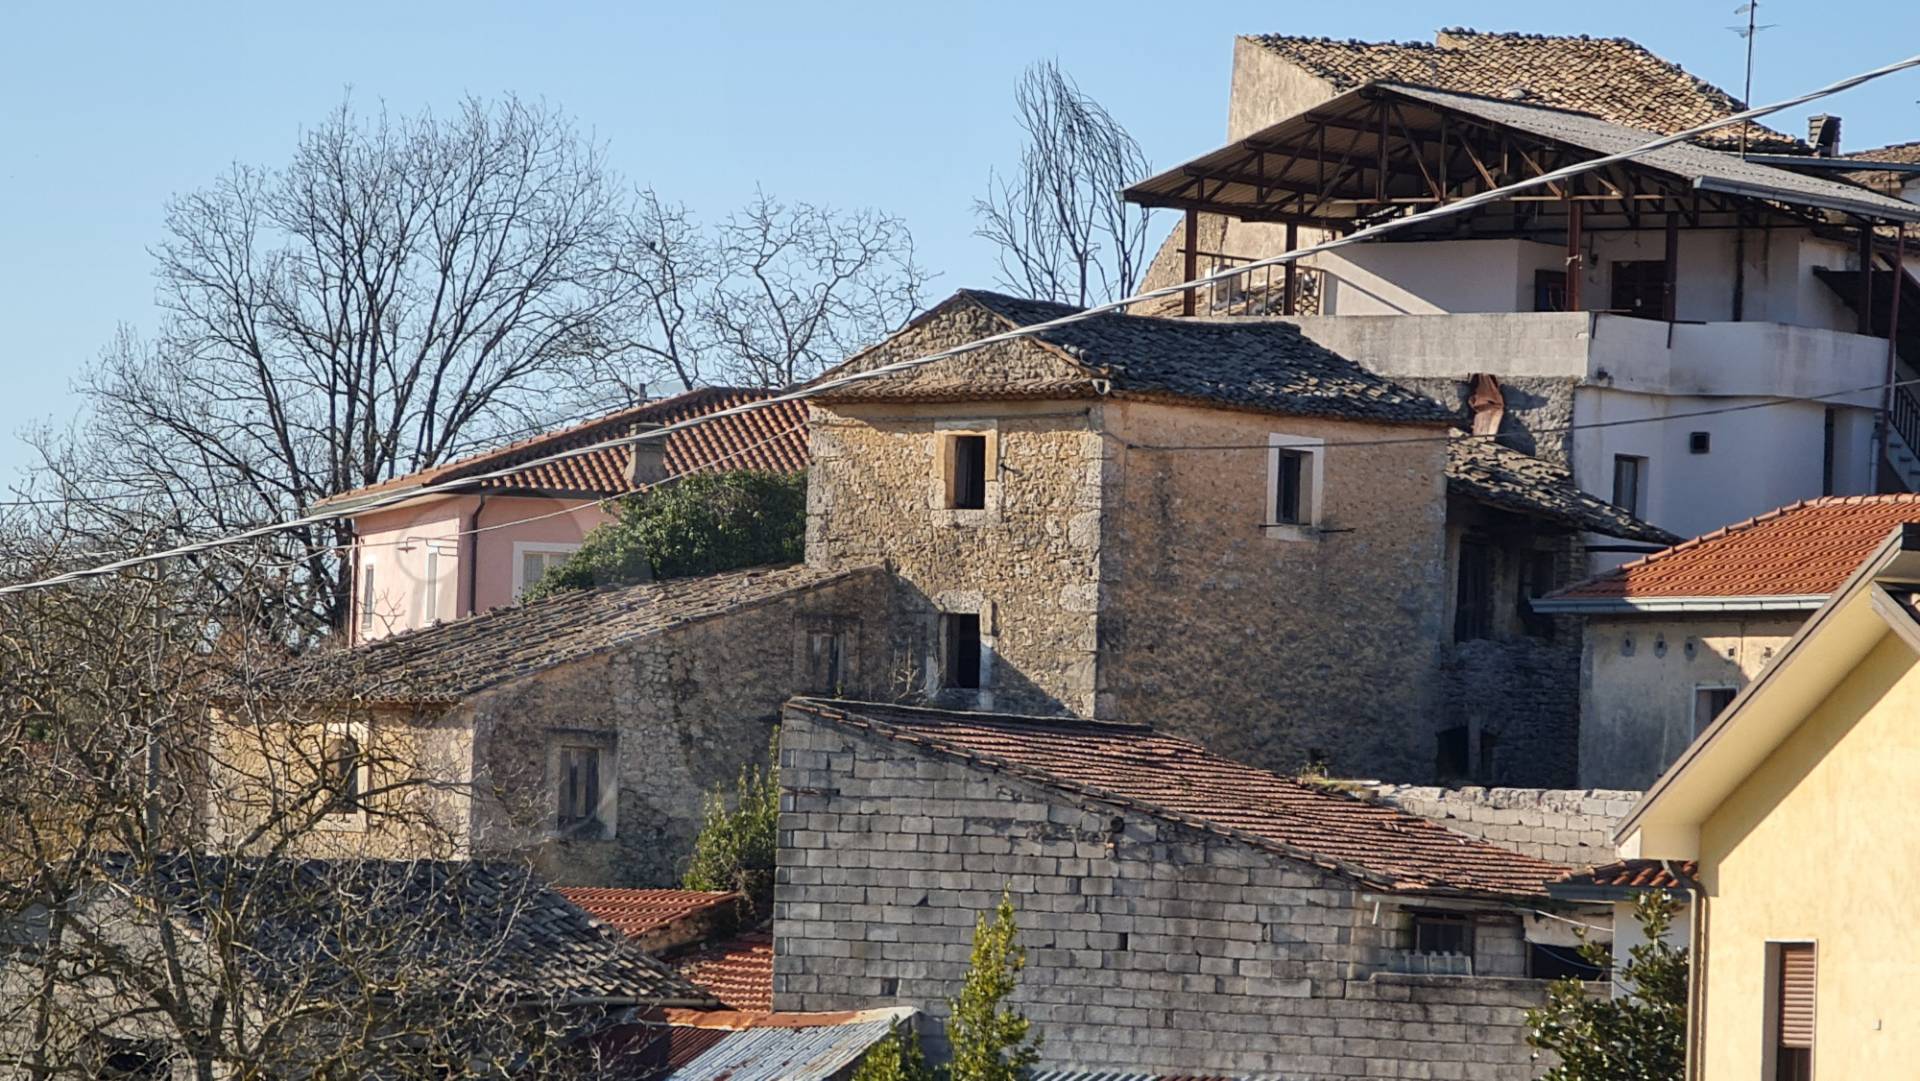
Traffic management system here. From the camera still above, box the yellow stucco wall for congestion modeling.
[1697,631,1920,1079]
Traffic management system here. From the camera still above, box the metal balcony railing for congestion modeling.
[1179,250,1325,317]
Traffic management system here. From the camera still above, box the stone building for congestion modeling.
[219,564,888,886]
[1538,492,1920,788]
[775,698,1605,1079]
[808,288,1668,784]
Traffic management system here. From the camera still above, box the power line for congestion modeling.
[3,50,1918,597]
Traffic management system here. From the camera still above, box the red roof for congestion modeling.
[1549,495,1920,603]
[673,931,775,1014]
[555,887,737,941]
[320,386,809,508]
[1556,859,1696,891]
[792,700,1568,899]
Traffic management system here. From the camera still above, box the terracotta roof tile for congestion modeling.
[1556,859,1696,892]
[556,888,737,941]
[792,700,1568,899]
[673,931,774,1014]
[1250,30,1800,152]
[321,387,808,509]
[1549,495,1920,602]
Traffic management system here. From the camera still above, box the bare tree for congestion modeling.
[705,190,930,387]
[974,61,1154,306]
[0,557,671,1078]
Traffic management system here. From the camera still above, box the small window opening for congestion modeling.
[1529,941,1606,981]
[1822,407,1837,496]
[941,613,982,690]
[808,628,848,695]
[1769,943,1816,1081]
[1610,260,1668,319]
[359,564,376,631]
[1688,431,1711,454]
[1273,449,1307,524]
[1435,726,1470,780]
[950,434,987,510]
[1533,269,1569,312]
[323,732,362,814]
[1454,538,1495,641]
[1695,686,1738,735]
[1612,455,1647,516]
[558,746,603,832]
[1412,912,1475,957]
[1476,731,1500,782]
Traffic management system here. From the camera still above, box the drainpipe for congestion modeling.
[465,493,488,617]
[1666,859,1708,1081]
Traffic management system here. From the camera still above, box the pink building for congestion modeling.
[318,387,809,642]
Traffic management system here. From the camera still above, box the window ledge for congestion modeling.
[316,811,368,833]
[1262,523,1322,543]
[933,508,996,528]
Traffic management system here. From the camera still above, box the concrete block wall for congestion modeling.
[777,711,1557,1079]
[1360,784,1637,866]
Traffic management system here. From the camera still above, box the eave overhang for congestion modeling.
[1530,594,1827,615]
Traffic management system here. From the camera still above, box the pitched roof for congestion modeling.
[672,931,775,1014]
[244,564,879,704]
[1850,141,1920,165]
[317,387,809,511]
[648,1007,913,1081]
[1249,30,1800,152]
[556,888,739,942]
[1447,436,1679,545]
[790,700,1568,900]
[1551,859,1696,897]
[819,290,1455,427]
[1543,495,1920,609]
[111,854,714,1006]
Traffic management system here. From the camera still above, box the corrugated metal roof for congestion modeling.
[661,1016,901,1081]
[1030,1073,1252,1081]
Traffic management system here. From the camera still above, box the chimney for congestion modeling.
[1808,114,1842,157]
[625,423,667,488]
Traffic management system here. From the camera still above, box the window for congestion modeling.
[557,745,603,832]
[1688,431,1712,455]
[359,562,376,631]
[1694,685,1738,734]
[1454,538,1495,641]
[1435,726,1470,780]
[1612,455,1647,516]
[1517,548,1558,639]
[949,434,987,510]
[1534,269,1569,312]
[512,542,581,599]
[1767,942,1816,1081]
[1822,407,1837,496]
[1266,435,1322,532]
[1476,730,1500,782]
[319,725,367,822]
[1610,260,1667,319]
[94,1039,171,1080]
[941,613,982,690]
[1412,912,1475,958]
[807,626,848,694]
[423,548,443,625]
[1529,941,1607,981]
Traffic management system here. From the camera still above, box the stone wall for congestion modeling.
[1399,375,1579,466]
[1360,783,1639,866]
[464,567,891,886]
[777,710,1559,1080]
[1098,398,1451,780]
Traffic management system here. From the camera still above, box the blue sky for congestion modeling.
[3,0,1917,483]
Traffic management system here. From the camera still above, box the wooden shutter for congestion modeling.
[1778,944,1817,1049]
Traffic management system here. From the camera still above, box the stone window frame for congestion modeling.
[1264,432,1325,542]
[927,592,997,707]
[930,419,1002,527]
[546,729,618,841]
[315,719,370,833]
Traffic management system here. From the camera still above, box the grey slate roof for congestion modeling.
[1385,84,1920,223]
[1447,436,1679,545]
[825,289,1454,427]
[245,564,881,705]
[110,854,715,1006]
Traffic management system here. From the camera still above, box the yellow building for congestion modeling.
[1618,522,1920,1080]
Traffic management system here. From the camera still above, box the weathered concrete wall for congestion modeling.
[1098,399,1450,780]
[1578,613,1804,790]
[777,711,1559,1080]
[1226,36,1339,139]
[465,567,892,886]
[1361,783,1639,866]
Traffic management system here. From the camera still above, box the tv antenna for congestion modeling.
[1729,2,1781,157]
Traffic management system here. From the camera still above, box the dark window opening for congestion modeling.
[1822,407,1837,496]
[808,628,848,694]
[1412,913,1475,957]
[558,746,603,831]
[1273,449,1307,524]
[1435,726,1470,780]
[1688,431,1711,454]
[1534,269,1569,312]
[1612,455,1647,516]
[950,435,987,510]
[1695,686,1738,734]
[1517,548,1559,640]
[1454,538,1495,641]
[1477,731,1500,783]
[942,613,982,690]
[97,1040,171,1080]
[323,733,361,813]
[1529,941,1607,981]
[1610,260,1668,319]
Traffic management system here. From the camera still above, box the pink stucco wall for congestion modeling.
[349,493,615,642]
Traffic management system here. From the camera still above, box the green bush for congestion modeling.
[946,891,1040,1081]
[681,730,781,911]
[851,1024,933,1081]
[524,469,805,600]
[1526,891,1688,1081]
